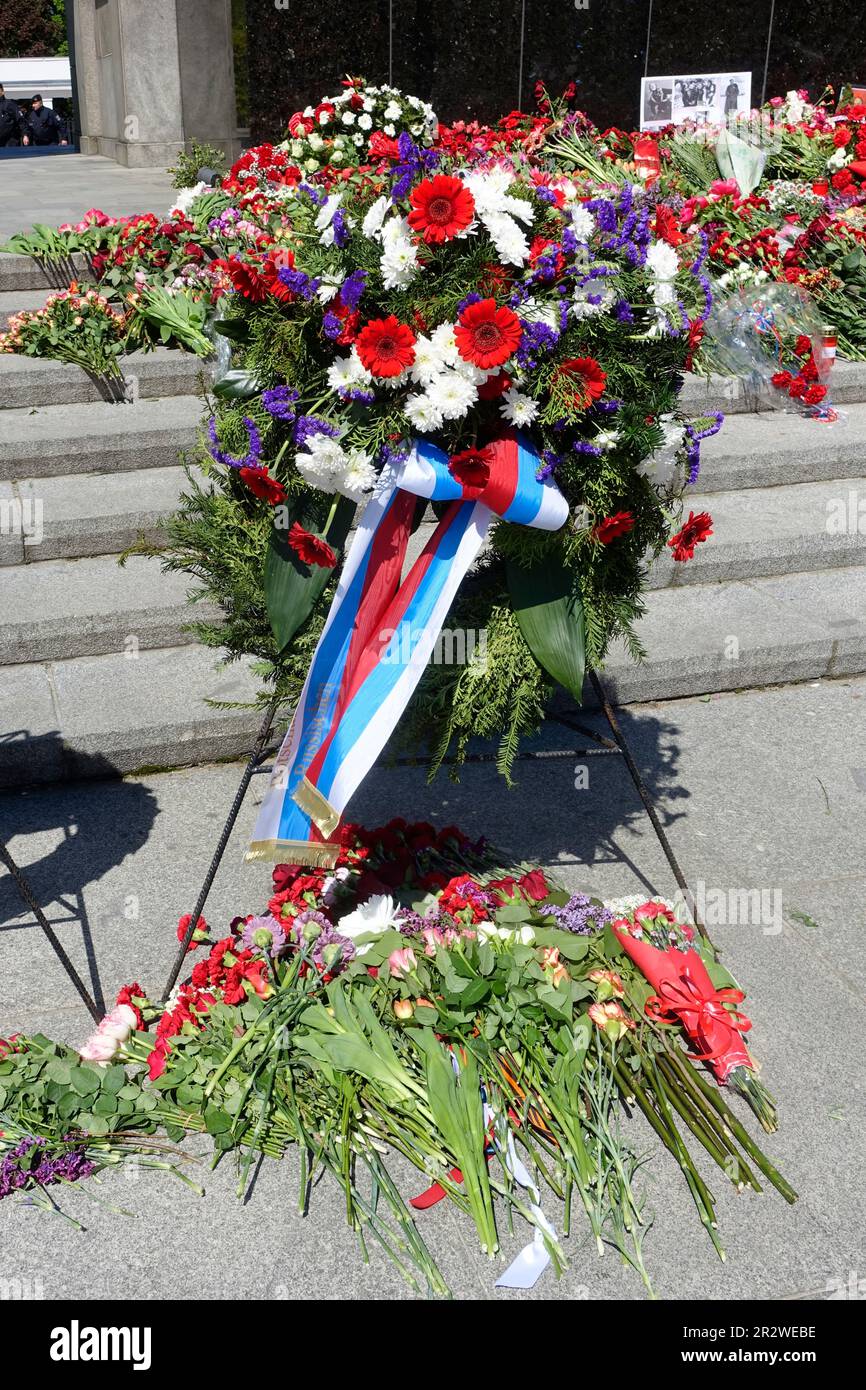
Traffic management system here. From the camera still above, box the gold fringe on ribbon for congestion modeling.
[244,838,340,868]
[292,776,341,838]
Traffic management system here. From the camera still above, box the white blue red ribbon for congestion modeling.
[247,432,567,866]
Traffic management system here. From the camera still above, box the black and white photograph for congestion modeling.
[640,70,752,129]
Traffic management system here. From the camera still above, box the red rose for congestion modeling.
[518,869,550,901]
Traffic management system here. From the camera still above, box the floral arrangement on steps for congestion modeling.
[0,820,794,1298]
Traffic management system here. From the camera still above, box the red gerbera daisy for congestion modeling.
[226,257,269,303]
[408,174,475,244]
[448,447,491,497]
[556,357,607,410]
[356,314,417,378]
[288,522,336,568]
[240,466,286,505]
[454,298,522,370]
[668,511,713,562]
[593,511,635,544]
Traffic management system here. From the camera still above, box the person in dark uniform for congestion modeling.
[724,81,740,116]
[22,95,67,147]
[0,84,24,146]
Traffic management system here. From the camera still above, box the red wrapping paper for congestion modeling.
[612,914,754,1083]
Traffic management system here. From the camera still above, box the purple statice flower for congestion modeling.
[394,907,428,935]
[561,226,579,257]
[207,414,262,469]
[322,310,342,340]
[458,290,483,314]
[516,318,560,369]
[262,385,299,421]
[684,412,724,485]
[294,414,340,448]
[548,893,613,935]
[593,398,621,415]
[339,268,367,312]
[614,299,635,324]
[1,1137,96,1200]
[299,182,327,206]
[535,448,562,482]
[535,185,558,205]
[589,197,618,233]
[278,266,320,300]
[573,440,603,457]
[377,440,409,469]
[331,209,350,248]
[241,915,286,956]
[338,386,376,405]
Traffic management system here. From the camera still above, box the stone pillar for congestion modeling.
[72,0,239,167]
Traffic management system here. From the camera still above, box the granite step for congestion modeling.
[691,403,866,493]
[0,347,212,409]
[647,476,866,589]
[0,643,264,787]
[0,465,203,566]
[601,563,866,704]
[0,250,90,294]
[0,553,217,665]
[0,395,201,481]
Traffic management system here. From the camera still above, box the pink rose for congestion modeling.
[79,1033,118,1063]
[388,946,417,978]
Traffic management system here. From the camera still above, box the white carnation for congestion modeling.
[361,195,389,239]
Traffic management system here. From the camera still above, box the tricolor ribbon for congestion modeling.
[247,432,568,866]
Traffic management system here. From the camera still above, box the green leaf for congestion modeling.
[264,495,355,653]
[69,1065,101,1096]
[204,1104,232,1135]
[212,368,262,401]
[103,1065,127,1094]
[213,317,251,345]
[507,555,585,702]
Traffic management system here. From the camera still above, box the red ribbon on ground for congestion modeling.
[645,971,752,1063]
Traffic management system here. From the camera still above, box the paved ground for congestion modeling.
[0,154,174,239]
[1,676,864,1300]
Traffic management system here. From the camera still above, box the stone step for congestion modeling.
[0,250,90,294]
[692,403,866,493]
[0,643,264,787]
[601,564,866,703]
[0,395,200,481]
[0,554,217,664]
[0,465,202,565]
[0,347,212,409]
[647,476,866,589]
[680,358,866,416]
[0,288,46,329]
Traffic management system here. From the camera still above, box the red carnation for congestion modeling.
[288,522,337,568]
[356,314,417,378]
[448,447,491,497]
[177,913,209,950]
[804,383,828,405]
[593,511,635,544]
[454,298,522,370]
[794,334,813,357]
[368,131,401,161]
[408,174,475,244]
[556,356,607,410]
[771,370,794,389]
[668,510,713,562]
[227,258,269,303]
[240,466,286,505]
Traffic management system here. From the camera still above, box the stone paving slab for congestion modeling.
[0,677,863,1299]
[693,403,866,493]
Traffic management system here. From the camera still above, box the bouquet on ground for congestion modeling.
[0,820,795,1297]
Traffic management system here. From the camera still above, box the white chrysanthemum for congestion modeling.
[595,429,620,451]
[339,449,378,501]
[569,203,595,242]
[410,335,448,386]
[499,387,539,427]
[315,193,343,247]
[646,240,679,281]
[316,270,344,304]
[428,371,477,420]
[338,894,397,956]
[572,285,615,320]
[361,195,389,239]
[403,393,444,432]
[326,350,373,394]
[168,181,208,216]
[380,238,419,290]
[296,453,340,492]
[485,210,531,266]
[452,356,488,385]
[429,322,459,366]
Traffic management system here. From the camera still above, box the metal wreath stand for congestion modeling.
[1,669,707,1022]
